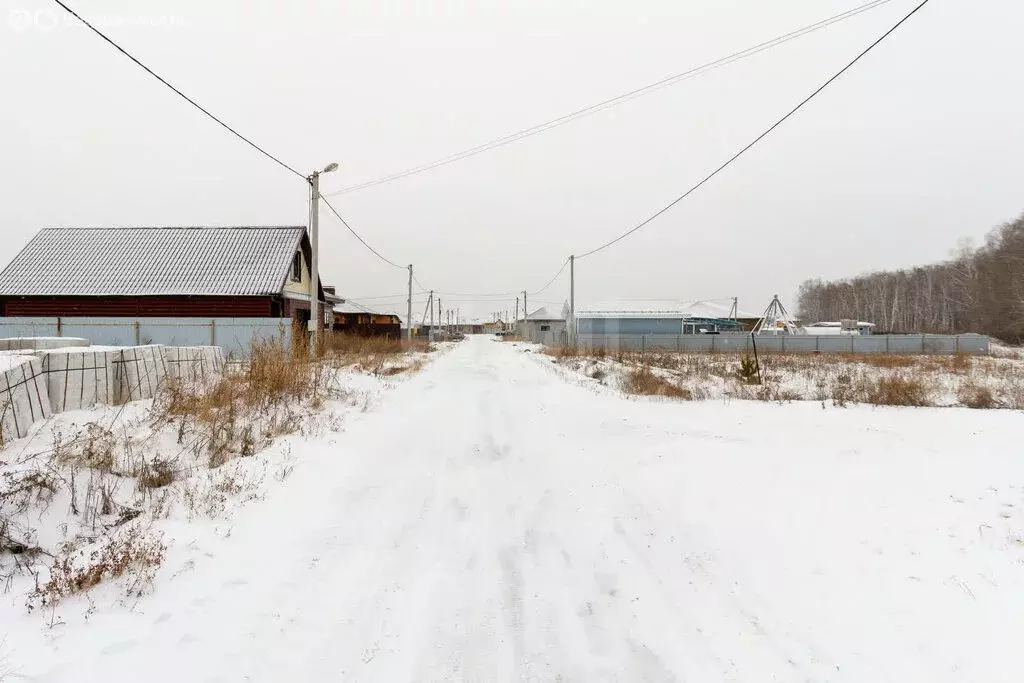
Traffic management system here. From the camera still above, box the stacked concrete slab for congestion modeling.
[164,346,225,383]
[112,345,169,401]
[0,355,51,441]
[0,337,90,351]
[35,348,119,412]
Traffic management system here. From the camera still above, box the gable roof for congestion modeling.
[0,227,307,297]
[526,306,563,321]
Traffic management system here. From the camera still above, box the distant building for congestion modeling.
[571,300,750,336]
[803,320,876,336]
[522,306,567,344]
[0,226,329,327]
[332,300,402,339]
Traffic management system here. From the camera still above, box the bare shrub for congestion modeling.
[28,526,166,613]
[622,367,690,399]
[55,423,116,472]
[958,383,997,409]
[138,459,176,489]
[866,375,932,407]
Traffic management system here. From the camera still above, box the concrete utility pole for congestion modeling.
[307,162,338,354]
[522,290,528,339]
[406,264,413,342]
[430,290,435,341]
[569,254,576,346]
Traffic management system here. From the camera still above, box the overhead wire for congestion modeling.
[324,0,893,196]
[49,0,413,279]
[48,0,304,180]
[576,0,932,260]
[317,194,406,269]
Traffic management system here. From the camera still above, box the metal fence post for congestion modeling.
[886,335,890,353]
[850,335,855,353]
[711,334,717,352]
[134,320,141,346]
[955,335,961,354]
[815,335,820,352]
[210,319,216,346]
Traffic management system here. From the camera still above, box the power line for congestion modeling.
[324,0,892,197]
[530,258,570,296]
[576,0,931,260]
[318,195,405,269]
[49,0,304,180]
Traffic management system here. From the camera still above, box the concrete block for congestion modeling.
[0,355,51,442]
[164,346,225,383]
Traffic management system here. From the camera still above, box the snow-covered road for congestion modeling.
[22,336,1024,681]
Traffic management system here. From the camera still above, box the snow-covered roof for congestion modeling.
[806,321,876,328]
[576,299,758,320]
[0,227,307,297]
[333,300,401,319]
[526,306,563,321]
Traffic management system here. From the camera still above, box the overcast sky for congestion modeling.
[1,0,1022,321]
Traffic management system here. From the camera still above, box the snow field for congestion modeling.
[0,336,1021,681]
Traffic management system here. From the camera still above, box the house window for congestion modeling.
[291,252,302,281]
[540,324,550,331]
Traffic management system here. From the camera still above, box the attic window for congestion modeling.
[291,252,302,281]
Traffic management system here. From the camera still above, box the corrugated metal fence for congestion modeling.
[569,333,990,355]
[0,317,292,358]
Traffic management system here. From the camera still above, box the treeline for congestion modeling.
[796,213,1024,342]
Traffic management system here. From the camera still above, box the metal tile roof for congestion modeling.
[0,227,306,296]
[577,299,759,319]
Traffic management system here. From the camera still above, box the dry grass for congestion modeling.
[622,367,691,399]
[864,375,932,407]
[958,383,998,409]
[545,346,1022,409]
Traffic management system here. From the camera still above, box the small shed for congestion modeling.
[522,306,567,344]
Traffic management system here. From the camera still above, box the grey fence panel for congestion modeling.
[814,336,852,353]
[60,318,137,346]
[140,318,219,348]
[561,333,989,355]
[712,335,749,352]
[0,317,293,357]
[957,335,989,354]
[752,336,784,352]
[851,336,888,353]
[681,336,716,351]
[922,335,957,354]
[0,317,59,338]
[780,336,819,353]
[887,335,924,353]
[213,318,292,358]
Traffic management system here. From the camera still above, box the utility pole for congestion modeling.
[569,254,576,346]
[306,162,338,355]
[515,297,519,334]
[430,290,435,341]
[406,264,413,342]
[523,290,528,339]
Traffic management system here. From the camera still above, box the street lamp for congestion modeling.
[308,162,338,353]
